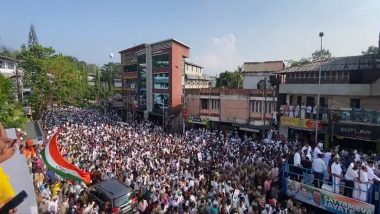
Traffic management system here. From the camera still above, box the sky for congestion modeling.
[1,0,380,76]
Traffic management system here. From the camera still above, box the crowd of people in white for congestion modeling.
[27,107,379,214]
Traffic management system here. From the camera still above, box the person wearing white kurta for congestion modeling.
[359,166,369,202]
[331,158,343,194]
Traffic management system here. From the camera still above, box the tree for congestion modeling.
[311,49,332,61]
[0,48,20,59]
[235,66,243,89]
[0,74,27,128]
[100,62,121,93]
[362,45,379,55]
[28,24,39,47]
[18,44,96,119]
[216,70,241,88]
[289,49,333,68]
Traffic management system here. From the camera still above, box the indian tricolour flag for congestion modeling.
[41,131,91,183]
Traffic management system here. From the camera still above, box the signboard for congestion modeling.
[280,117,323,130]
[334,123,380,141]
[188,117,208,125]
[286,178,375,214]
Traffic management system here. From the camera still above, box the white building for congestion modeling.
[183,61,210,89]
[242,61,284,89]
[0,56,25,102]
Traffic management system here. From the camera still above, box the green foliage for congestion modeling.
[28,24,39,47]
[289,49,332,68]
[216,67,243,89]
[0,48,20,59]
[100,62,121,94]
[17,44,99,119]
[311,49,332,61]
[362,45,379,55]
[0,74,28,128]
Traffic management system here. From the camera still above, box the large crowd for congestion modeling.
[14,107,380,213]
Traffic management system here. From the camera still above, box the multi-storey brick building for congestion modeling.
[119,39,190,125]
[184,88,276,137]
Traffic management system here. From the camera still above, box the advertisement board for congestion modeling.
[286,178,375,214]
[280,117,323,129]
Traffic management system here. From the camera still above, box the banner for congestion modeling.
[286,178,375,214]
[280,117,323,130]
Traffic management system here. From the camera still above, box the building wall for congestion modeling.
[327,96,380,110]
[170,42,189,113]
[220,94,250,123]
[243,72,271,89]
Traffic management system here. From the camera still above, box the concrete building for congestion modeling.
[243,61,284,89]
[277,54,380,151]
[184,61,210,89]
[119,39,190,126]
[0,56,25,103]
[184,88,276,137]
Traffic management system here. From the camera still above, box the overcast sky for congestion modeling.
[1,0,379,75]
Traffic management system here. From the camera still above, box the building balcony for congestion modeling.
[279,83,378,96]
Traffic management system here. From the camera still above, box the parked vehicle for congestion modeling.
[86,179,138,214]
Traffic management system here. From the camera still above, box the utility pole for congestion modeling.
[315,32,324,145]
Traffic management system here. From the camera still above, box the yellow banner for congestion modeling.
[280,117,322,129]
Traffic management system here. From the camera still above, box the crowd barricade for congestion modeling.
[281,163,380,214]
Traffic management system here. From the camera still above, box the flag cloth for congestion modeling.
[41,131,91,183]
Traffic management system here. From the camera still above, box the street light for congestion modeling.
[315,32,324,145]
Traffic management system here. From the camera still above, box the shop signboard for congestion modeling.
[286,178,375,214]
[334,123,380,141]
[188,116,208,125]
[280,117,323,130]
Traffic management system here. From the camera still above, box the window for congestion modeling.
[6,61,15,69]
[201,99,209,109]
[152,54,169,68]
[350,99,360,109]
[153,94,169,111]
[0,61,4,68]
[211,99,220,110]
[124,64,137,72]
[251,100,262,113]
[153,73,169,89]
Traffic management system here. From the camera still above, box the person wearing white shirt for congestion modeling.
[344,162,359,198]
[359,166,370,202]
[331,158,343,194]
[313,145,322,160]
[366,161,379,203]
[301,144,312,160]
[292,149,302,181]
[300,103,306,119]
[313,105,317,119]
[312,154,326,188]
[306,105,312,119]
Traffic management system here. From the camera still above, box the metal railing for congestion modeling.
[282,163,375,204]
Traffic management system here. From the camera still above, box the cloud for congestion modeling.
[193,33,240,76]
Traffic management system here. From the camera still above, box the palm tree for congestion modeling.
[235,65,243,89]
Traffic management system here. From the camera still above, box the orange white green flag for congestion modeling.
[41,131,91,183]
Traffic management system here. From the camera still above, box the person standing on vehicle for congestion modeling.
[312,153,326,188]
[331,157,343,194]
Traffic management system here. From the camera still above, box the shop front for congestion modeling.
[280,116,326,146]
[332,123,380,152]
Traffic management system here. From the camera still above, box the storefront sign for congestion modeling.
[286,178,375,214]
[334,123,380,140]
[280,117,323,130]
[188,117,208,125]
